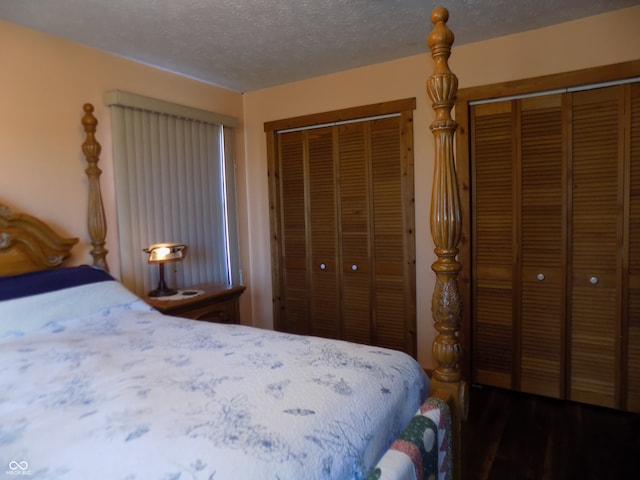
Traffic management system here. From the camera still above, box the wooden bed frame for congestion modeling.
[0,7,465,479]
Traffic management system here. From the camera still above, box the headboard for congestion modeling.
[0,205,78,277]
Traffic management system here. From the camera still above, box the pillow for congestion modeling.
[0,265,114,301]
[0,271,153,338]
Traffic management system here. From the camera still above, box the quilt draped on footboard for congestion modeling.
[366,396,452,480]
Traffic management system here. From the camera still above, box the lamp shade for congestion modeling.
[144,243,187,263]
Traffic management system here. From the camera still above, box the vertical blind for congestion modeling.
[106,91,241,297]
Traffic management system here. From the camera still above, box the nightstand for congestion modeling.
[146,283,246,324]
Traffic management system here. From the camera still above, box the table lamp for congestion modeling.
[143,243,187,297]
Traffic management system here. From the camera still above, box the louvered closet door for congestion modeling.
[308,127,340,339]
[278,127,342,338]
[279,131,311,334]
[338,122,371,344]
[337,117,410,351]
[569,86,624,408]
[519,95,566,398]
[627,83,640,412]
[270,102,416,356]
[472,101,516,389]
[470,82,639,411]
[370,116,408,352]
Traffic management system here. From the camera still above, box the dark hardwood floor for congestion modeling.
[461,385,640,480]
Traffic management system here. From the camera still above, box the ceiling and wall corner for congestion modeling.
[1,0,638,93]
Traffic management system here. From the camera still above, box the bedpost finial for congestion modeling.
[82,103,98,133]
[431,5,449,24]
[428,6,454,53]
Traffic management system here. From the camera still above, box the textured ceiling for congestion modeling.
[1,0,638,93]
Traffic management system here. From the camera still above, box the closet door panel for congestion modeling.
[308,127,340,339]
[338,123,371,344]
[472,101,516,388]
[519,95,565,398]
[569,87,623,408]
[628,83,640,412]
[279,131,311,334]
[371,117,406,352]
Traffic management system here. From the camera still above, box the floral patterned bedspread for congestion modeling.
[0,280,429,480]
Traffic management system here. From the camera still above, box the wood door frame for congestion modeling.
[455,60,640,381]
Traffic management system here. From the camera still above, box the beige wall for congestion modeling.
[0,19,244,279]
[242,6,640,368]
[2,6,639,369]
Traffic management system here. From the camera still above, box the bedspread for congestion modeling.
[0,280,429,480]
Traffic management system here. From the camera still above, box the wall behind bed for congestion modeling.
[0,18,244,279]
[242,5,640,369]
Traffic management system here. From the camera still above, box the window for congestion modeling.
[106,91,241,296]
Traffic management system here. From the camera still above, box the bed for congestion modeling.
[0,7,464,480]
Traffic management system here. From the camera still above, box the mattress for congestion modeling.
[0,269,429,479]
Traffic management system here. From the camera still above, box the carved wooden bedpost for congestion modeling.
[427,6,467,478]
[81,103,109,271]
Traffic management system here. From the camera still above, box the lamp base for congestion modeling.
[148,287,178,297]
[147,261,179,297]
[148,282,178,298]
